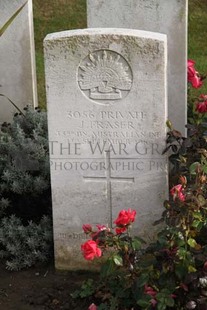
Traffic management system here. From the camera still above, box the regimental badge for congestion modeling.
[78,50,133,104]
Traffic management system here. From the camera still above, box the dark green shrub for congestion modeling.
[0,107,53,270]
[0,215,53,270]
[0,107,51,222]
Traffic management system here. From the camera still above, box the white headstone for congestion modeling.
[44,28,168,270]
[0,0,37,123]
[87,0,188,135]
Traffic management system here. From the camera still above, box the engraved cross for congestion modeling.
[83,151,135,227]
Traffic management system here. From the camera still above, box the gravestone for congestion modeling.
[44,28,168,270]
[87,0,188,135]
[0,0,37,123]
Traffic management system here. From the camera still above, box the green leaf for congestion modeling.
[193,211,202,219]
[175,264,188,279]
[71,280,95,298]
[188,265,197,273]
[0,1,28,37]
[166,297,175,307]
[203,165,207,174]
[132,238,142,250]
[163,200,171,209]
[113,254,123,266]
[157,303,167,310]
[137,298,151,308]
[100,258,115,278]
[187,238,197,248]
[166,120,173,130]
[98,303,109,310]
[192,220,202,228]
[189,162,200,175]
[156,290,175,309]
[136,273,149,287]
[198,195,206,206]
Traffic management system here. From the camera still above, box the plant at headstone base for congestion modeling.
[0,106,51,222]
[75,193,207,309]
[0,106,53,270]
[74,209,179,310]
[0,214,52,271]
[72,62,207,309]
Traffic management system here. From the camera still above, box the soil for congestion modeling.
[0,261,97,310]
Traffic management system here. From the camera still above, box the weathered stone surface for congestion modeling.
[87,0,188,135]
[44,28,168,270]
[0,0,37,123]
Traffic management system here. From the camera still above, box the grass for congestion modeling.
[33,0,207,108]
[188,0,207,95]
[33,0,86,107]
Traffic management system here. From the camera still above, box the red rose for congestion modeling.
[200,94,207,100]
[96,224,108,231]
[144,285,158,307]
[115,227,127,235]
[196,101,207,113]
[196,94,207,113]
[81,240,102,260]
[114,209,136,227]
[82,224,92,234]
[170,184,186,202]
[188,59,202,88]
[144,285,157,297]
[88,303,97,310]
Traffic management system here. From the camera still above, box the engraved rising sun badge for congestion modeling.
[78,50,132,104]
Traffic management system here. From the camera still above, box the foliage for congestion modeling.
[0,215,53,271]
[73,63,207,309]
[0,107,53,270]
[0,106,51,222]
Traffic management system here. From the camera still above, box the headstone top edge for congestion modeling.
[44,28,167,43]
